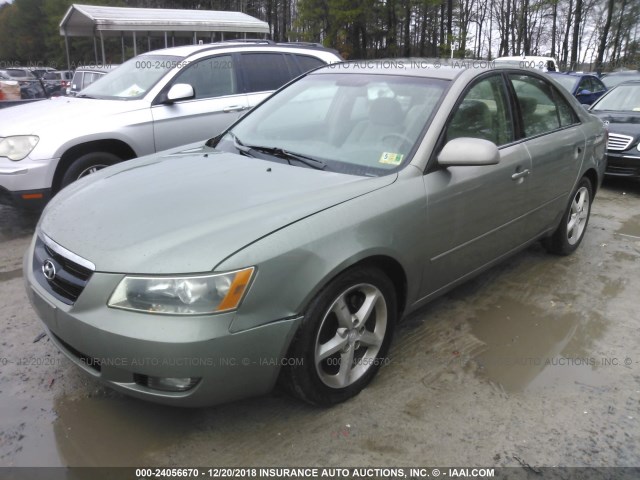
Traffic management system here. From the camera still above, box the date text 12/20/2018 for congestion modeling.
[135,467,496,478]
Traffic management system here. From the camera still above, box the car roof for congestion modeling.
[311,59,542,81]
[603,70,640,76]
[549,71,594,77]
[614,80,640,86]
[142,40,340,59]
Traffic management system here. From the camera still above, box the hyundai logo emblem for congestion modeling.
[42,259,56,280]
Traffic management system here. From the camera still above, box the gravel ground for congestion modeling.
[0,178,638,471]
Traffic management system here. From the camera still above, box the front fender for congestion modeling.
[219,168,429,334]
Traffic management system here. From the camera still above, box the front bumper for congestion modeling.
[0,156,56,208]
[24,241,301,407]
[604,151,640,178]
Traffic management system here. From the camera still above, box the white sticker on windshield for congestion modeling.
[379,152,403,165]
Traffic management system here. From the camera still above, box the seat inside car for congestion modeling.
[345,97,405,146]
[447,99,493,142]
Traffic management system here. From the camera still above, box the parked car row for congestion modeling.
[0,65,115,108]
[67,65,119,96]
[0,42,341,208]
[0,68,47,108]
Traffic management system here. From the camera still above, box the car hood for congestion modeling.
[0,96,147,135]
[40,146,396,274]
[590,111,640,139]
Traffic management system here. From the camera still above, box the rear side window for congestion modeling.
[82,72,101,89]
[509,74,561,137]
[240,53,296,93]
[554,89,579,127]
[294,55,325,73]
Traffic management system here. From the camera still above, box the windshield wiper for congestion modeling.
[230,133,326,170]
[75,94,95,99]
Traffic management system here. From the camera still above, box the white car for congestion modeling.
[494,56,560,72]
[0,41,341,209]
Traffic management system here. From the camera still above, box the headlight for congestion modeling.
[108,267,255,315]
[0,135,39,161]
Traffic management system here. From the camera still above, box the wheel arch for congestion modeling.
[305,254,408,321]
[582,167,599,196]
[53,139,138,193]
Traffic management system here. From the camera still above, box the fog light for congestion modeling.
[134,374,200,392]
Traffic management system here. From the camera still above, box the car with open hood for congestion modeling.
[24,60,606,407]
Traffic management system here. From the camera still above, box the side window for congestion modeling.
[172,55,236,99]
[295,55,325,73]
[240,53,296,93]
[446,75,513,146]
[592,78,606,93]
[509,74,561,137]
[72,72,83,89]
[577,77,592,93]
[82,72,99,89]
[553,87,579,127]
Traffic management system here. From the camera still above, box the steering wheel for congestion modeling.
[382,133,413,152]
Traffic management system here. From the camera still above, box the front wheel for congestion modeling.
[543,177,593,255]
[280,266,396,406]
[60,151,121,189]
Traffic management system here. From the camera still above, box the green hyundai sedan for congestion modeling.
[24,61,606,407]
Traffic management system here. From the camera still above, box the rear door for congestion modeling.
[151,54,249,152]
[508,73,584,232]
[421,73,533,295]
[237,52,304,108]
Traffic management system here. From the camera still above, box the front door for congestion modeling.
[151,54,249,152]
[420,74,534,296]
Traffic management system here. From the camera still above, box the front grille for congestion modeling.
[33,236,94,305]
[607,133,634,151]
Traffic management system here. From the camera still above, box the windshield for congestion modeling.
[216,73,447,176]
[550,75,578,92]
[592,84,640,112]
[80,55,182,99]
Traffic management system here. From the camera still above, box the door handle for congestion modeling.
[223,105,246,113]
[511,169,530,180]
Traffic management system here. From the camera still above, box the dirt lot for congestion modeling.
[0,178,639,470]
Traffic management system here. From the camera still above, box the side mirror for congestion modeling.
[165,83,195,103]
[438,137,500,167]
[577,89,591,96]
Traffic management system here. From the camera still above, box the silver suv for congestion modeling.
[0,42,341,208]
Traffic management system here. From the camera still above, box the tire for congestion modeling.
[60,151,121,189]
[542,177,593,255]
[280,266,396,406]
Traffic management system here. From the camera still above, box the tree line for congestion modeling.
[0,0,638,72]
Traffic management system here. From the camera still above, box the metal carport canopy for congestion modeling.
[59,4,270,67]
